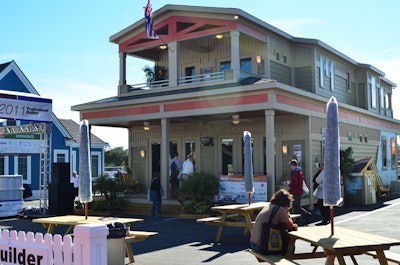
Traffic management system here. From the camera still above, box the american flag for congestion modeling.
[144,0,159,39]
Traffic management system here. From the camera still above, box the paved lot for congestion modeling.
[1,196,400,264]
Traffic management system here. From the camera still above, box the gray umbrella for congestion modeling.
[79,120,93,219]
[323,96,343,235]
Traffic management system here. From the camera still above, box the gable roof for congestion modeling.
[59,119,108,147]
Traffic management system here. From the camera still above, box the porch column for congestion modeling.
[265,109,275,199]
[230,30,240,82]
[161,118,170,198]
[168,41,179,87]
[118,52,127,95]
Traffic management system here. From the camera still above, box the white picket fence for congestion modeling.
[0,224,109,265]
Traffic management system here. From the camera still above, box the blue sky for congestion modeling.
[1,0,399,148]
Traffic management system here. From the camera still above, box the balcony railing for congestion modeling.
[127,69,260,92]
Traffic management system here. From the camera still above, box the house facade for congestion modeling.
[72,5,400,204]
[0,61,108,200]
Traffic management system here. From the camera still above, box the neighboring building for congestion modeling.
[72,5,400,204]
[0,61,108,199]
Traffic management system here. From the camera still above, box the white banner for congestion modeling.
[0,91,52,122]
[0,133,43,154]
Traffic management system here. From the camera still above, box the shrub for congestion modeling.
[179,172,219,214]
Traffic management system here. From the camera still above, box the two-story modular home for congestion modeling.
[0,61,108,201]
[72,5,400,205]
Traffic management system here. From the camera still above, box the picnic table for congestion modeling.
[286,226,400,264]
[33,215,151,264]
[33,215,143,235]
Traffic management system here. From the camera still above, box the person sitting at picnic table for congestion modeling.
[250,189,298,254]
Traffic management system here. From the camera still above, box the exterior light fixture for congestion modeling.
[216,34,223,39]
[234,15,239,20]
[144,122,151,131]
[232,114,240,125]
[140,149,146,158]
[160,45,167,50]
[282,145,288,154]
[256,55,262,64]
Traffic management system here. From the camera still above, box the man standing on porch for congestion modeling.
[180,154,194,181]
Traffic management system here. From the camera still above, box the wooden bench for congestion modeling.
[125,231,158,263]
[365,250,400,264]
[196,214,240,225]
[248,249,297,265]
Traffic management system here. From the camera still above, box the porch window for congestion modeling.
[201,67,212,81]
[220,61,231,71]
[185,66,195,83]
[185,140,196,170]
[240,58,252,72]
[221,138,233,175]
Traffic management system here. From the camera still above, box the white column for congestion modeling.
[161,118,170,197]
[265,110,275,199]
[230,30,240,82]
[168,42,179,87]
[74,224,108,265]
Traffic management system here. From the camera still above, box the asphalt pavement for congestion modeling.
[1,196,400,265]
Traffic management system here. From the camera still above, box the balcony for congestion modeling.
[126,69,261,93]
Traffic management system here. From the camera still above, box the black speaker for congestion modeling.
[49,163,75,214]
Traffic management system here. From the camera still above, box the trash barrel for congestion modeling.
[107,222,129,265]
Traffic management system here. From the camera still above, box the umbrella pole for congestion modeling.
[330,206,334,236]
[248,193,251,205]
[85,202,88,220]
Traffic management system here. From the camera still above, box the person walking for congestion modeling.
[180,154,194,182]
[70,170,79,199]
[313,163,330,225]
[169,152,181,198]
[288,159,311,221]
[150,171,163,217]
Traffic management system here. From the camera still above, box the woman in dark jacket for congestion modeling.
[150,171,163,217]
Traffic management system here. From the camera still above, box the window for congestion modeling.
[371,77,377,108]
[91,151,101,179]
[380,87,385,109]
[220,61,231,71]
[184,66,195,83]
[391,138,396,169]
[221,138,233,175]
[382,137,387,169]
[185,140,196,170]
[15,155,30,181]
[319,57,324,87]
[201,67,212,81]
[346,72,351,92]
[54,150,69,163]
[240,58,252,72]
[330,62,335,91]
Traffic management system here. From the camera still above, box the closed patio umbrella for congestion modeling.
[79,119,93,219]
[323,96,343,235]
[244,131,254,204]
